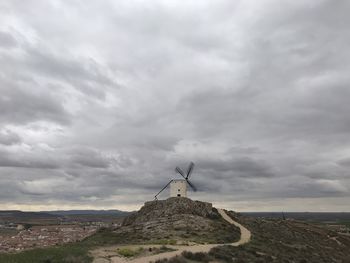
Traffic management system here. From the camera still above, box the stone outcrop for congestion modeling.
[114,197,240,244]
[122,197,213,226]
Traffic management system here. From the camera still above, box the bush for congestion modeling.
[181,251,212,262]
[154,239,177,245]
[159,245,176,252]
[208,208,221,220]
[154,255,187,263]
[0,243,93,263]
[209,245,235,263]
[63,255,86,263]
[117,247,143,258]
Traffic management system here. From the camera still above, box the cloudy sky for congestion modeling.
[0,0,349,212]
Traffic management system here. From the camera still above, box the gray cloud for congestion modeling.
[338,158,350,167]
[0,130,21,145]
[0,31,17,48]
[0,149,59,169]
[0,0,349,211]
[0,94,70,126]
[66,147,111,168]
[0,76,71,126]
[24,48,118,99]
[197,157,275,178]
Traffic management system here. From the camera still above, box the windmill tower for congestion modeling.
[155,162,197,200]
[170,180,187,197]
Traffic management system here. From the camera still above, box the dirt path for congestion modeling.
[92,209,251,263]
[217,209,251,246]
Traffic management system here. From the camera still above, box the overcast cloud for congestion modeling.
[0,0,349,212]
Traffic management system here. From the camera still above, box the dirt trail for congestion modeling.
[92,209,251,263]
[217,209,251,246]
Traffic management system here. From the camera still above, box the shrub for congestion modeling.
[159,245,176,252]
[181,251,212,262]
[63,255,86,263]
[117,247,143,258]
[154,239,177,245]
[154,255,187,263]
[208,208,221,220]
[209,245,235,263]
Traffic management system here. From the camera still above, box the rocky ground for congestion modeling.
[114,198,240,244]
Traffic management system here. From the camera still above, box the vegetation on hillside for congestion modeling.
[116,203,240,245]
[158,212,350,263]
[230,211,350,263]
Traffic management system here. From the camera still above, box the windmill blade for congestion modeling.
[175,167,186,179]
[154,180,173,200]
[186,162,194,179]
[186,179,197,192]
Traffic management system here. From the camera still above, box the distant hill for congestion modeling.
[0,210,58,219]
[41,210,132,216]
[0,210,60,224]
[241,212,350,222]
[0,210,132,224]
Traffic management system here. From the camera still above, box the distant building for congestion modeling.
[170,179,187,197]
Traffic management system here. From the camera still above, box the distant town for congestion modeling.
[0,210,127,253]
[0,224,97,252]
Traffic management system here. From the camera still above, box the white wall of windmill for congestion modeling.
[170,180,187,198]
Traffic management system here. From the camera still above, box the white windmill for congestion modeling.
[155,162,197,200]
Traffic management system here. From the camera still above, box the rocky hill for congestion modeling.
[114,197,240,244]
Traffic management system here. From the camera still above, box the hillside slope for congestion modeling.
[114,197,240,244]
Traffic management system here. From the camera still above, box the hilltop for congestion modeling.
[114,197,240,244]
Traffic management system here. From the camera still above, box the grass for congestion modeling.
[158,245,177,253]
[117,247,144,258]
[150,239,177,245]
[116,245,177,259]
[154,255,187,263]
[0,244,92,263]
[177,220,239,244]
[336,220,350,228]
[157,246,276,263]
[181,251,212,262]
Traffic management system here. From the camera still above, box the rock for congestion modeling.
[122,197,213,226]
[113,197,239,243]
